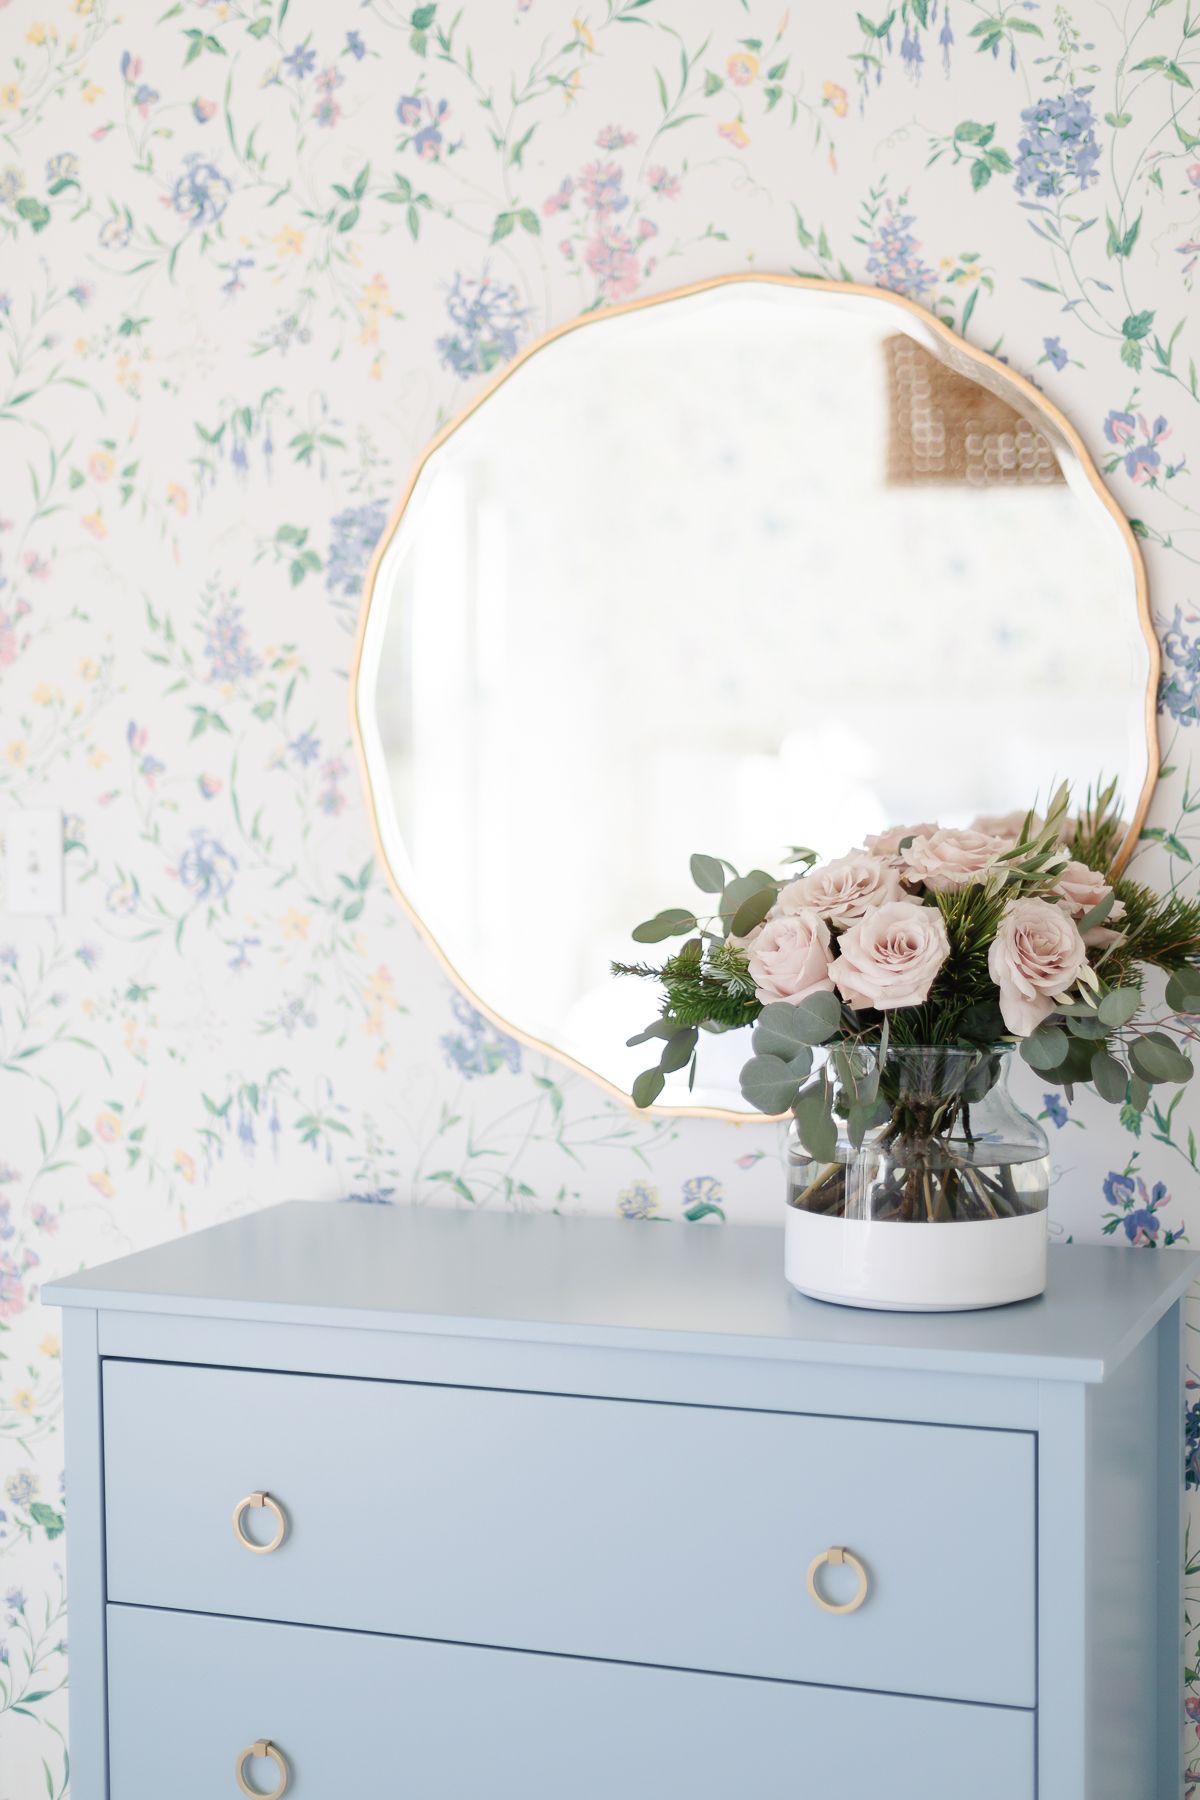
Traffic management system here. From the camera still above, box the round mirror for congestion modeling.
[353,275,1157,1116]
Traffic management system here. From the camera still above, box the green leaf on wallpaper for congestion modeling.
[518,208,540,235]
[954,120,994,144]
[411,2,437,23]
[491,210,516,242]
[970,159,992,190]
[857,12,896,38]
[792,206,815,248]
[911,0,929,24]
[30,1504,64,1541]
[1104,110,1132,128]
[16,198,51,233]
[704,69,724,95]
[1140,826,1192,861]
[247,16,271,36]
[1122,310,1154,340]
[509,125,536,167]
[1175,117,1200,150]
[1106,211,1142,258]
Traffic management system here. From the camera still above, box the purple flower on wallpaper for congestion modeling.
[596,124,637,149]
[440,992,522,1080]
[1102,1169,1186,1247]
[864,198,936,297]
[325,499,388,599]
[1042,336,1068,371]
[1159,607,1200,728]
[177,831,237,903]
[1103,409,1178,485]
[436,269,528,379]
[397,94,422,127]
[170,155,233,229]
[900,21,924,79]
[345,30,366,60]
[938,4,954,74]
[204,602,261,683]
[288,728,321,767]
[1014,88,1100,198]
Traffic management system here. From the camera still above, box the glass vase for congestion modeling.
[784,1045,1050,1312]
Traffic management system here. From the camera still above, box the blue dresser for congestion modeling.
[46,1203,1196,1799]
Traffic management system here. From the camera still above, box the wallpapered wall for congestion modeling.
[2,0,1200,1788]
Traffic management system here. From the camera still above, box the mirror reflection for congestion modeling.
[357,281,1154,1112]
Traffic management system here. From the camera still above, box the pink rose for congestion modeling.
[987,897,1089,1036]
[747,908,835,1007]
[971,809,1041,839]
[901,827,1013,893]
[776,854,910,929]
[830,901,950,1011]
[862,821,938,859]
[1053,859,1124,922]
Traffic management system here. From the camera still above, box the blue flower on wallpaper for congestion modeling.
[440,992,522,1079]
[864,199,936,296]
[283,43,317,80]
[169,155,234,229]
[1160,607,1200,727]
[1187,1390,1200,1490]
[325,500,389,600]
[1042,1092,1069,1128]
[1102,1169,1186,1246]
[1042,336,1068,371]
[1014,88,1100,198]
[177,830,237,903]
[437,269,529,378]
[204,602,261,684]
[682,1175,726,1222]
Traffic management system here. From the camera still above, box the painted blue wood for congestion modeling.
[43,1200,1200,1382]
[46,1205,1197,1798]
[59,1309,108,1800]
[105,1603,1036,1800]
[101,1358,1036,1708]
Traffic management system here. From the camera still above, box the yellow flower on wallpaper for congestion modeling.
[6,740,28,767]
[89,450,115,482]
[26,24,54,46]
[572,17,595,51]
[39,1336,60,1360]
[0,84,22,111]
[95,1110,122,1143]
[82,509,107,538]
[12,1390,35,1415]
[88,1171,115,1198]
[718,117,750,148]
[274,224,305,256]
[281,908,311,942]
[166,481,189,514]
[174,1150,196,1184]
[32,683,53,706]
[822,79,848,116]
[727,50,759,85]
[81,81,103,103]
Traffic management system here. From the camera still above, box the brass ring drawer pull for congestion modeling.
[232,1491,287,1555]
[236,1740,289,1799]
[806,1545,869,1615]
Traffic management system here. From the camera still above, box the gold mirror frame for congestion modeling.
[350,272,1160,1124]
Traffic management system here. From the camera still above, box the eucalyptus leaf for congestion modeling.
[631,1068,665,1108]
[958,999,1006,1041]
[625,1018,679,1048]
[1097,986,1141,1028]
[793,1077,837,1161]
[689,853,727,894]
[730,885,778,938]
[658,1027,698,1074]
[631,907,697,944]
[1020,1025,1069,1071]
[1064,1012,1108,1041]
[1090,1049,1128,1104]
[784,989,844,1045]
[1128,1073,1152,1113]
[719,870,777,923]
[1129,1032,1193,1085]
[739,1054,805,1115]
[1166,969,1200,1014]
[847,1097,890,1147]
[752,1002,819,1063]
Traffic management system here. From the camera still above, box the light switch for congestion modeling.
[6,809,64,915]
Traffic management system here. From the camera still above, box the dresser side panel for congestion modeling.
[1157,1304,1185,1800]
[61,1308,108,1800]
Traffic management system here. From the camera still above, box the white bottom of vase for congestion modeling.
[784,1205,1048,1313]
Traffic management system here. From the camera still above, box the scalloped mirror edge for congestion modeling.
[350,271,1161,1125]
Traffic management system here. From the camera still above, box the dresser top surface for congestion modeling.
[45,1202,1198,1382]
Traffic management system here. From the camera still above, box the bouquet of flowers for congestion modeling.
[615,782,1200,1208]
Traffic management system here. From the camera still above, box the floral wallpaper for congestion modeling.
[1,0,1200,1788]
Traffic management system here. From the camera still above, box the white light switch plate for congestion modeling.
[6,809,64,914]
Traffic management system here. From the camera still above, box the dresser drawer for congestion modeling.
[106,1602,1034,1800]
[103,1359,1035,1707]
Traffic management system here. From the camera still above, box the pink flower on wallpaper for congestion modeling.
[596,124,636,149]
[543,176,574,216]
[580,159,628,216]
[585,229,639,301]
[647,164,681,198]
